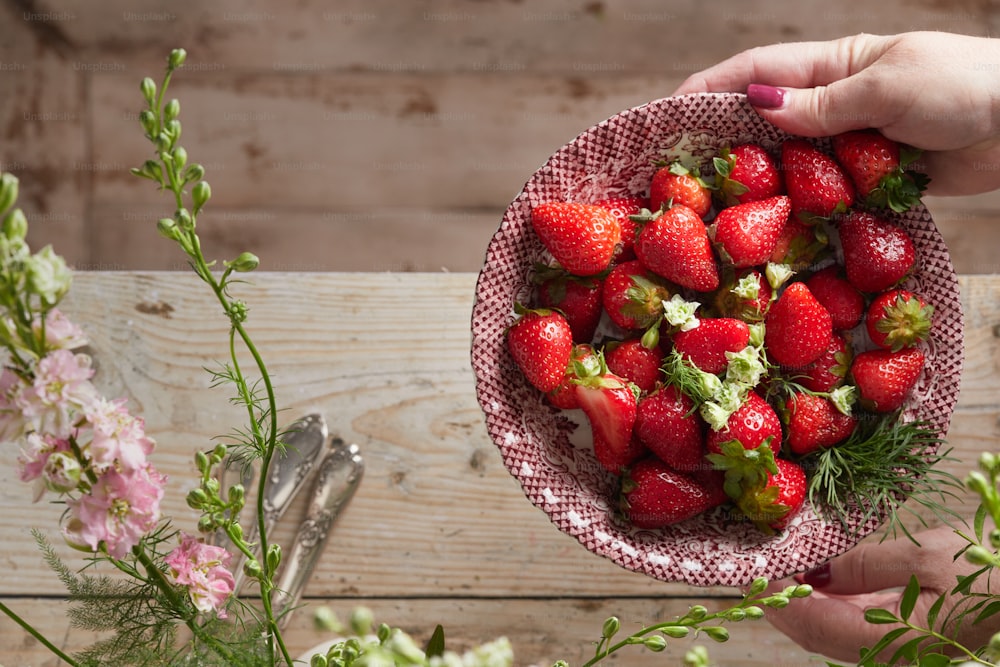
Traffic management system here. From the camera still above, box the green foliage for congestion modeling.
[804,414,964,544]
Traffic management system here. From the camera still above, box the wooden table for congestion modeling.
[0,271,994,666]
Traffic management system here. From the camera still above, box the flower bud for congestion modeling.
[725,608,746,622]
[211,443,228,462]
[169,48,187,70]
[139,110,157,137]
[990,529,1000,550]
[966,471,990,497]
[194,450,210,474]
[643,635,667,652]
[229,522,243,542]
[350,606,375,636]
[765,594,789,609]
[192,181,211,211]
[243,559,262,578]
[789,584,813,598]
[661,626,689,639]
[165,119,181,139]
[981,452,999,474]
[157,218,181,241]
[184,163,205,184]
[197,515,216,533]
[966,545,997,567]
[384,628,426,663]
[266,543,281,574]
[226,251,259,273]
[744,605,765,620]
[175,208,193,231]
[164,99,180,122]
[140,77,157,104]
[686,605,708,621]
[25,245,71,305]
[0,172,19,214]
[702,626,729,643]
[310,655,328,667]
[312,605,343,634]
[227,483,244,507]
[43,451,81,493]
[683,645,709,667]
[186,487,209,510]
[601,616,619,639]
[204,477,220,495]
[3,208,27,241]
[746,577,768,597]
[172,146,188,169]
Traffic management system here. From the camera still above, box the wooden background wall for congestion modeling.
[0,0,998,274]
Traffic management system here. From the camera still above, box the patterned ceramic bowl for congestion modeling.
[470,92,964,587]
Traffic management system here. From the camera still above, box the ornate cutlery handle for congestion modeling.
[273,438,364,627]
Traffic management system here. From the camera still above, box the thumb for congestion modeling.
[747,73,894,137]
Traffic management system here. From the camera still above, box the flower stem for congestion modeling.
[0,599,81,666]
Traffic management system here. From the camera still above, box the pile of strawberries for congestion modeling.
[507,129,932,533]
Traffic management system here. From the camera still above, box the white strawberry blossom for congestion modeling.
[732,273,761,301]
[765,262,795,292]
[662,294,700,331]
[830,385,857,416]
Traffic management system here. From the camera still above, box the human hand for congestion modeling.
[673,32,1000,196]
[763,525,996,663]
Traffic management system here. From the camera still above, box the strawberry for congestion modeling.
[764,282,833,369]
[705,391,782,456]
[851,347,925,413]
[783,392,858,455]
[634,204,719,292]
[805,265,864,331]
[530,201,621,276]
[691,467,730,508]
[595,196,648,258]
[649,161,712,218]
[796,333,851,393]
[781,139,855,220]
[714,143,783,206]
[711,195,791,268]
[837,210,916,293]
[601,259,673,332]
[576,371,642,473]
[546,344,598,409]
[865,289,933,351]
[507,306,574,393]
[534,267,604,344]
[634,384,705,472]
[831,130,929,213]
[672,317,751,375]
[768,216,829,271]
[713,268,772,323]
[605,338,663,394]
[758,458,807,530]
[621,456,714,528]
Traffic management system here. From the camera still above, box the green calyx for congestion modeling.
[706,439,787,533]
[865,146,930,213]
[712,150,750,206]
[875,293,934,352]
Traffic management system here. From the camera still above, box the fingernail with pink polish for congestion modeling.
[746,84,786,110]
[801,562,831,588]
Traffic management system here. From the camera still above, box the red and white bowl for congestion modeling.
[470,93,964,587]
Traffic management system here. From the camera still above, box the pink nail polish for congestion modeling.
[801,562,831,588]
[746,84,786,110]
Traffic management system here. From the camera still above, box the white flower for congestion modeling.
[725,346,766,387]
[830,385,857,416]
[765,262,795,292]
[732,273,761,301]
[24,245,72,305]
[662,294,700,332]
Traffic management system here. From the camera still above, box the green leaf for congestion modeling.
[888,635,923,664]
[864,608,901,624]
[856,627,909,664]
[899,575,920,622]
[425,624,445,658]
[925,592,945,630]
[918,653,952,667]
[973,599,1000,626]
[975,503,987,543]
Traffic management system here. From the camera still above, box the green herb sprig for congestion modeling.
[805,413,964,545]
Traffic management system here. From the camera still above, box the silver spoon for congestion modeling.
[232,413,329,594]
[272,437,364,628]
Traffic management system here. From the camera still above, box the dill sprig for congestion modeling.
[804,413,965,544]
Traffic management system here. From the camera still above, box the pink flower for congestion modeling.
[20,350,96,438]
[64,463,166,559]
[165,533,235,618]
[17,431,72,501]
[84,397,154,472]
[34,309,87,351]
[0,367,29,441]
